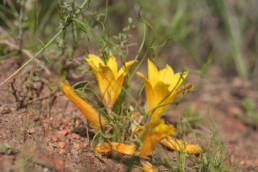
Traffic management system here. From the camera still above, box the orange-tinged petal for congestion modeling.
[134,125,144,136]
[142,161,159,172]
[160,136,201,154]
[61,80,105,128]
[144,118,161,129]
[95,142,112,154]
[110,142,136,156]
[95,142,136,155]
[137,134,156,157]
[185,144,201,154]
[168,83,193,101]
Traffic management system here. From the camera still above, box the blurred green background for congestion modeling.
[0,0,257,79]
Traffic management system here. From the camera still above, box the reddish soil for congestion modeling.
[0,58,257,171]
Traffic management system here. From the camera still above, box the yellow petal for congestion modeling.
[147,59,159,86]
[110,142,136,156]
[185,144,201,154]
[112,73,126,103]
[95,142,112,154]
[142,161,159,172]
[137,72,155,111]
[118,60,138,77]
[160,136,201,154]
[150,81,171,118]
[137,72,171,117]
[159,64,174,84]
[86,54,117,107]
[168,72,188,91]
[107,52,118,77]
[97,65,117,106]
[100,65,126,107]
[152,121,175,140]
[61,80,105,128]
[86,54,104,73]
[138,118,175,157]
[137,134,156,157]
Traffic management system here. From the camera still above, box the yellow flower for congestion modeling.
[61,80,105,128]
[160,136,201,154]
[137,59,192,118]
[86,52,137,108]
[137,118,175,157]
[95,142,136,156]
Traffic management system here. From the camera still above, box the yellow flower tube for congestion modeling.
[95,142,112,154]
[137,59,192,118]
[95,142,136,156]
[141,161,159,172]
[160,136,201,154]
[61,80,105,128]
[86,52,137,109]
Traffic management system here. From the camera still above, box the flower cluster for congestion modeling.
[61,52,200,171]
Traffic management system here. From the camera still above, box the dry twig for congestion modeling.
[0,39,51,75]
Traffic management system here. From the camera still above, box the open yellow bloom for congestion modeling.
[138,118,175,157]
[61,80,105,128]
[137,59,192,118]
[160,136,201,154]
[86,52,137,108]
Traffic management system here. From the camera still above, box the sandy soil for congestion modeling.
[0,58,257,172]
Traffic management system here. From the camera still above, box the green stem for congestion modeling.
[0,29,63,87]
